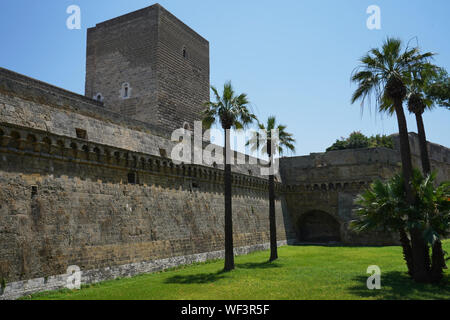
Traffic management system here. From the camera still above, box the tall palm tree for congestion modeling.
[202,81,257,271]
[351,37,433,282]
[407,63,449,279]
[377,57,447,281]
[247,116,295,261]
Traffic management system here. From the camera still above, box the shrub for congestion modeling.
[326,131,393,152]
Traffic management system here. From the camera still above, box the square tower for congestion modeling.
[85,4,210,133]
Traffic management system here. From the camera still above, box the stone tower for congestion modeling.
[85,4,210,133]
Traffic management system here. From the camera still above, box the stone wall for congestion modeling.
[85,6,159,122]
[280,142,450,245]
[0,67,270,179]
[85,4,210,133]
[280,147,401,185]
[1,65,449,299]
[0,121,296,296]
[280,148,400,245]
[156,5,210,132]
[282,181,399,245]
[391,133,450,184]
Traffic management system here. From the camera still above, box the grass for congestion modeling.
[25,240,450,300]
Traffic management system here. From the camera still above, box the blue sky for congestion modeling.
[1,0,449,156]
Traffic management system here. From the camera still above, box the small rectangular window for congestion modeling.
[31,186,38,198]
[76,128,88,140]
[190,181,200,192]
[128,172,137,184]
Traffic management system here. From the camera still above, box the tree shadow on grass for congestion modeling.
[163,261,281,284]
[236,260,282,270]
[348,271,450,300]
[164,270,227,284]
[291,242,397,248]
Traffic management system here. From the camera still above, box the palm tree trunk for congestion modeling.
[394,101,414,203]
[415,113,431,175]
[409,228,431,283]
[268,171,278,262]
[394,101,429,283]
[399,229,414,277]
[415,112,447,281]
[430,240,446,283]
[223,128,234,271]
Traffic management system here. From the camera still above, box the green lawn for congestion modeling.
[26,240,450,300]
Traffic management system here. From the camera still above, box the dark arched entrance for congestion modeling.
[298,210,341,243]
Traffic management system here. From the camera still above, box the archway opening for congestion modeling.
[298,210,341,243]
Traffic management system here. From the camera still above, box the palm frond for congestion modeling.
[351,37,435,116]
[248,116,296,156]
[202,82,257,131]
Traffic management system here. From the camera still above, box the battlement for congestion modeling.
[280,136,450,185]
[0,121,275,192]
[91,4,208,45]
[280,147,401,185]
[282,147,400,168]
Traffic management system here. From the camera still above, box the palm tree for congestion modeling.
[352,174,415,277]
[382,59,449,279]
[406,64,448,280]
[247,116,295,261]
[406,63,450,278]
[352,170,450,283]
[351,37,434,282]
[202,81,257,271]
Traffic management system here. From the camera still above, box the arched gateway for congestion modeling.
[298,210,341,243]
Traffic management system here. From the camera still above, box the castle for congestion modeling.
[0,4,449,299]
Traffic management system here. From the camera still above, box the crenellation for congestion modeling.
[0,122,275,193]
